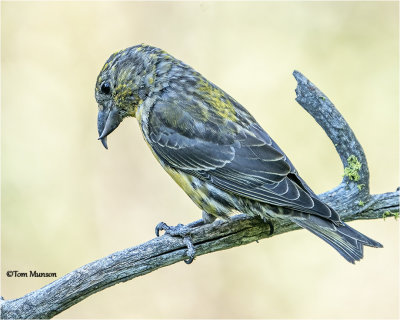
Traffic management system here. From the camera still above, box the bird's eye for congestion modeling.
[100,81,111,95]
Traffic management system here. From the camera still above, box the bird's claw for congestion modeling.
[155,222,190,237]
[155,222,171,237]
[182,237,196,264]
[155,222,196,264]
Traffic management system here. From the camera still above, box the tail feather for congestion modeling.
[291,215,383,264]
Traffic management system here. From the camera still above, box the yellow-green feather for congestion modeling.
[198,79,237,122]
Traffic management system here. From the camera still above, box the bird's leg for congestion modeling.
[185,211,217,228]
[155,222,195,264]
[155,211,217,264]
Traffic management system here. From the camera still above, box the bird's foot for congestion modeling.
[155,212,217,264]
[155,222,196,264]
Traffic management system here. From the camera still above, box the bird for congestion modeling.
[95,44,382,264]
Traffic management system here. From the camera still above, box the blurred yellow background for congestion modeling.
[1,1,398,319]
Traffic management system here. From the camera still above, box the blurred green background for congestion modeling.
[1,1,398,319]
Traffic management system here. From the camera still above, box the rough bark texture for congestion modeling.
[1,71,398,319]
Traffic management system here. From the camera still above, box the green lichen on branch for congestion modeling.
[358,200,365,206]
[343,155,362,182]
[382,211,399,220]
[357,184,365,191]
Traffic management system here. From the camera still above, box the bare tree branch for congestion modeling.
[1,71,398,319]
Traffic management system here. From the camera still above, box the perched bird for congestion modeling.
[95,44,382,264]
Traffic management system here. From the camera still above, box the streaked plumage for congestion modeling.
[95,44,382,263]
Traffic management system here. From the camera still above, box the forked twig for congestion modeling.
[1,71,398,319]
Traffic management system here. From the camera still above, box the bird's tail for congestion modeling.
[291,215,383,263]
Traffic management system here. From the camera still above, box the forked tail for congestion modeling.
[291,215,383,263]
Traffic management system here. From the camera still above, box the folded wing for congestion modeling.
[147,89,340,223]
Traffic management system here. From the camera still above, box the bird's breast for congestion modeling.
[163,166,240,219]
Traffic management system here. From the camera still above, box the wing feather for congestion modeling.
[147,89,338,222]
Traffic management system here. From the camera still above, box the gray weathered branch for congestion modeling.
[1,71,398,319]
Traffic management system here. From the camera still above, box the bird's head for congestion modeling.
[95,44,166,149]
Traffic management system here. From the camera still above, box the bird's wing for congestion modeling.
[147,87,339,222]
